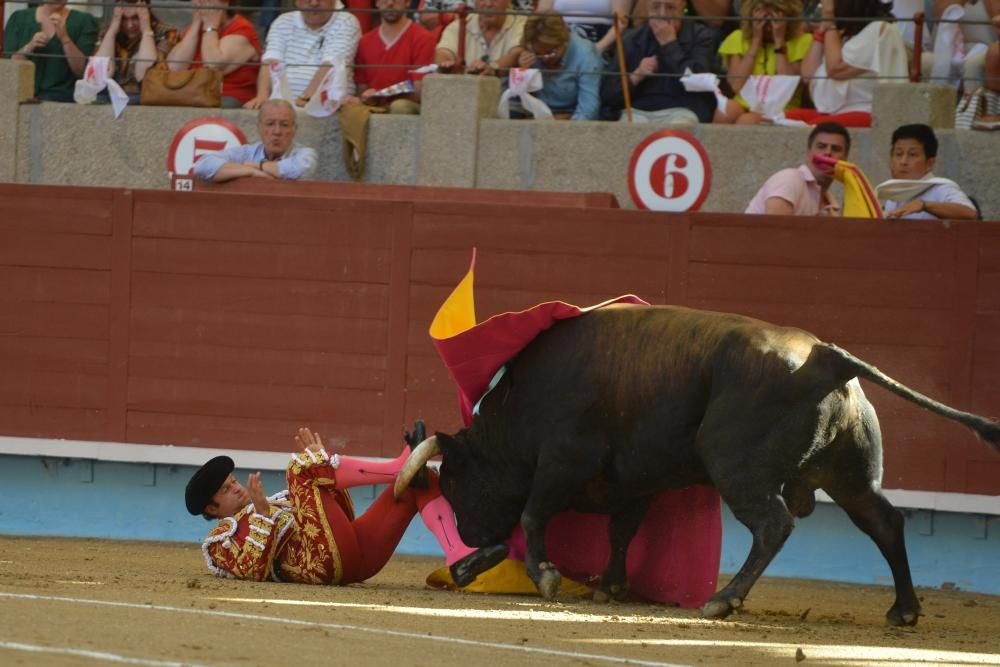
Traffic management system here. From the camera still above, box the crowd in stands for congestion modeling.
[4,0,998,125]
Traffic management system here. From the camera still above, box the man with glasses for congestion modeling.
[600,0,716,123]
[509,13,602,120]
[434,0,526,75]
[245,0,361,110]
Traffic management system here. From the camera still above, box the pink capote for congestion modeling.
[430,252,722,608]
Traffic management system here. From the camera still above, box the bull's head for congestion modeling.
[394,430,531,547]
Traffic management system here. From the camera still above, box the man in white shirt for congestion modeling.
[434,0,526,75]
[876,124,979,220]
[245,0,361,109]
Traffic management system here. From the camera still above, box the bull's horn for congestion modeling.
[393,435,441,499]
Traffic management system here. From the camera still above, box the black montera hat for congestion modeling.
[185,456,235,515]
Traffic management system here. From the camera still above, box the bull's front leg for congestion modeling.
[594,499,652,603]
[520,504,562,600]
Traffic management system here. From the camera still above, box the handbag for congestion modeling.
[140,67,222,108]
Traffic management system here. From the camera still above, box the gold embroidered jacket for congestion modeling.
[201,449,355,584]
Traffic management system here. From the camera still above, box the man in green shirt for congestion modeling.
[5,0,98,102]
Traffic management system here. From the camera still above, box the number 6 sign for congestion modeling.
[628,130,712,212]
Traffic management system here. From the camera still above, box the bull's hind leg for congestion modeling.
[825,486,922,626]
[703,493,795,619]
[594,499,652,603]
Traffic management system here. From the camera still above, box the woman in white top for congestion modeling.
[536,0,630,53]
[789,0,908,126]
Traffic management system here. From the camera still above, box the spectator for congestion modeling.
[508,13,603,119]
[352,0,436,113]
[932,0,999,91]
[745,121,851,215]
[4,0,98,102]
[790,0,908,127]
[418,0,534,35]
[245,0,361,110]
[716,0,813,124]
[435,0,527,74]
[535,0,630,56]
[987,13,1000,95]
[93,0,178,104]
[876,124,979,219]
[167,0,261,107]
[193,99,317,182]
[600,0,717,123]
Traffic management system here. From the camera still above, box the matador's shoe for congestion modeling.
[450,544,510,588]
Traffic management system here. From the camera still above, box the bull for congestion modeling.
[396,304,1000,626]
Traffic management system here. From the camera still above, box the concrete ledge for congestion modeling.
[4,68,997,218]
[3,436,997,515]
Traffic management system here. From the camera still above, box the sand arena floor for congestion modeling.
[0,536,997,667]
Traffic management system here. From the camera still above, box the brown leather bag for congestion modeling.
[140,67,222,108]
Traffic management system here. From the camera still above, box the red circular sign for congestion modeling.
[167,117,248,175]
[628,130,712,212]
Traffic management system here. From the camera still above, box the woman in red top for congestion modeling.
[166,0,260,106]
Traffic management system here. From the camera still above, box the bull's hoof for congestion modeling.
[594,581,628,603]
[702,596,742,619]
[534,562,562,600]
[886,604,922,627]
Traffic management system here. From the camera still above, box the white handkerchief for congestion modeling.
[304,58,350,117]
[680,68,728,113]
[498,68,552,120]
[74,56,130,119]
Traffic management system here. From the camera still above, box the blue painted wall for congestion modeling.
[1,455,997,594]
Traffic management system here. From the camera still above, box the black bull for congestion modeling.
[396,304,999,626]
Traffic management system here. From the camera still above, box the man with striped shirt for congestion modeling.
[245,0,361,110]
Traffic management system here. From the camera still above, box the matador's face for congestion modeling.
[207,474,251,518]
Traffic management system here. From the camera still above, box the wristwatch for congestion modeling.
[919,200,928,213]
[774,45,787,55]
[142,29,155,37]
[203,26,217,33]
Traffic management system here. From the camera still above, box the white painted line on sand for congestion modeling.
[0,591,688,667]
[0,640,208,666]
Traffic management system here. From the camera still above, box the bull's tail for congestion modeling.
[822,343,1000,451]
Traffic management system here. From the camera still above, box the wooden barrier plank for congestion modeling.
[686,263,958,309]
[132,194,399,246]
[688,220,963,271]
[1,301,109,340]
[0,231,111,270]
[412,204,668,258]
[188,178,620,208]
[0,406,108,441]
[0,337,108,374]
[382,212,414,456]
[129,341,385,391]
[131,272,390,320]
[127,411,383,454]
[411,249,670,298]
[127,377,384,425]
[131,238,392,284]
[107,189,133,444]
[129,306,388,356]
[0,184,113,236]
[0,266,110,304]
[685,299,956,348]
[0,370,108,409]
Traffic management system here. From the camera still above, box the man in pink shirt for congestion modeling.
[745,122,851,216]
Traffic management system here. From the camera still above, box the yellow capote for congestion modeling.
[832,160,884,219]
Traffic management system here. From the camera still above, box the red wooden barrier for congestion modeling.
[1,184,997,495]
